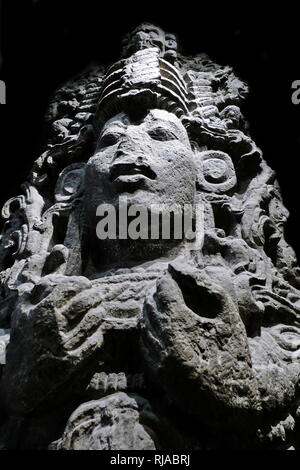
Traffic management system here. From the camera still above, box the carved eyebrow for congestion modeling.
[145,113,183,128]
[148,126,180,138]
[147,120,185,137]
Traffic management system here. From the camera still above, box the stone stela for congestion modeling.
[0,23,299,450]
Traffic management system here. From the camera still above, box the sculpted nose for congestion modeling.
[112,136,150,164]
[114,149,132,160]
[113,149,144,164]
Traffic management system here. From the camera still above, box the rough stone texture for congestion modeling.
[0,23,300,449]
[50,393,157,450]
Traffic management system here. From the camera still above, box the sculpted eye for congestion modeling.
[148,127,178,141]
[98,132,120,148]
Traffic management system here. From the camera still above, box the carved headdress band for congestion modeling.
[26,23,250,190]
[96,47,189,126]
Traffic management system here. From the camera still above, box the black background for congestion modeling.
[0,0,299,259]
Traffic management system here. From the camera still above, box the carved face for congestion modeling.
[84,109,197,226]
[124,24,165,55]
[164,33,177,62]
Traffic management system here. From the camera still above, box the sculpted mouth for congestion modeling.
[109,163,157,183]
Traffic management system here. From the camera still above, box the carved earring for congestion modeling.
[194,150,237,194]
[55,163,86,203]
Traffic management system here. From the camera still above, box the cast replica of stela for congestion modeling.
[0,23,300,450]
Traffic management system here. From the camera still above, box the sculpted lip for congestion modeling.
[109,163,157,183]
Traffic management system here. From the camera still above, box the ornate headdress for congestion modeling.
[0,24,300,450]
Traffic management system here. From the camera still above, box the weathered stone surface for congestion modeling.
[50,392,157,450]
[0,24,299,450]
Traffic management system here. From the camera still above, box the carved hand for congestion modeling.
[0,274,106,414]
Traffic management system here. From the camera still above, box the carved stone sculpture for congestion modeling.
[0,23,300,450]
